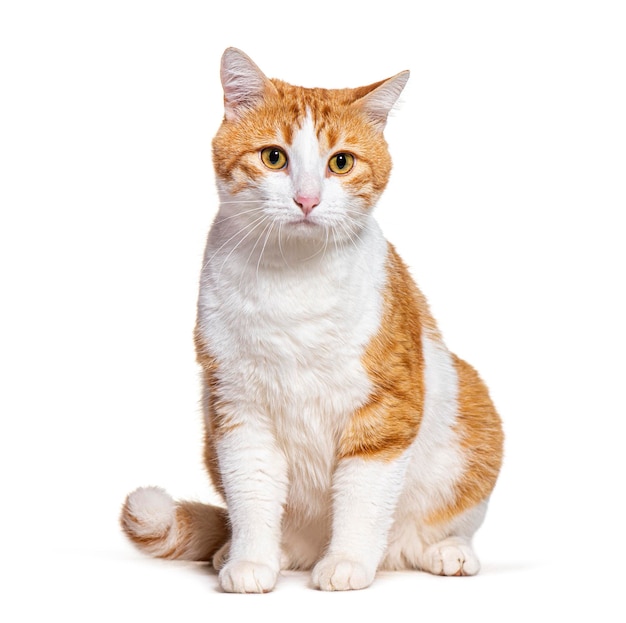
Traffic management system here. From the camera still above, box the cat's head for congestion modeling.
[211,48,408,253]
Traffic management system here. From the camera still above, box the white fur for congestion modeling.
[199,211,389,584]
[423,536,481,576]
[197,79,487,590]
[123,487,178,556]
[288,112,324,202]
[312,454,410,590]
[126,486,175,532]
[215,419,288,592]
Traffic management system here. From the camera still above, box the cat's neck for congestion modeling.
[199,210,388,330]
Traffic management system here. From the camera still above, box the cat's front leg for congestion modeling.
[312,455,408,591]
[216,420,288,593]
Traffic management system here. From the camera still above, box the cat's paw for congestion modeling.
[424,539,480,576]
[312,556,375,591]
[213,542,291,573]
[218,560,278,593]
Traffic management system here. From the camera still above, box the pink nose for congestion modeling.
[294,194,320,216]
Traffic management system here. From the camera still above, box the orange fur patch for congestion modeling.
[194,327,235,499]
[426,356,504,525]
[338,245,438,461]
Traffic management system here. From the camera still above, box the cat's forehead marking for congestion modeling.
[288,110,326,192]
[273,83,340,151]
[290,110,320,156]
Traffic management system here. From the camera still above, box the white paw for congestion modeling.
[425,540,480,576]
[218,560,278,593]
[312,556,375,591]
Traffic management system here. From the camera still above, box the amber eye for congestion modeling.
[260,147,288,170]
[328,152,355,175]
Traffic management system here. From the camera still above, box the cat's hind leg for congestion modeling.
[422,536,480,576]
[420,501,487,576]
[383,500,487,576]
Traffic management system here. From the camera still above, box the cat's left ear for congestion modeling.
[353,71,410,129]
[220,47,278,121]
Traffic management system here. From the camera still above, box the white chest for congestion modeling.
[197,220,388,513]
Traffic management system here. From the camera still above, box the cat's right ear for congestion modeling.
[353,71,410,129]
[220,48,276,121]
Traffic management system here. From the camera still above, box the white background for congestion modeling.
[1,1,625,621]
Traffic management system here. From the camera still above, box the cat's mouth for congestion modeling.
[288,215,321,229]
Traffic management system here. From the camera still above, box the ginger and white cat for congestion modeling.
[121,47,503,593]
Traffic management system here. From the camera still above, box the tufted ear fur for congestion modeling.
[220,47,278,121]
[352,70,410,129]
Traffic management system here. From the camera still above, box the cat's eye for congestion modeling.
[328,152,355,175]
[260,146,288,170]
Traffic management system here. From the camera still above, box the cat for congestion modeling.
[120,47,504,593]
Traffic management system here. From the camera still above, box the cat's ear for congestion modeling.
[353,71,410,129]
[220,48,277,121]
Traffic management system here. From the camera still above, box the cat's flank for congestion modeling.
[121,48,503,593]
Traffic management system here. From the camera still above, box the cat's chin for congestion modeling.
[283,217,326,237]
[289,217,319,229]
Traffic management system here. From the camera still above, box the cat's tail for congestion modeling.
[120,486,230,561]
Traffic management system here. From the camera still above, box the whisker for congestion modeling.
[217,200,267,205]
[341,207,368,216]
[278,222,291,269]
[205,212,269,273]
[332,225,340,257]
[217,215,273,282]
[238,217,273,290]
[256,220,275,283]
[299,226,330,262]
[321,225,330,263]
[204,213,267,270]
[214,205,267,225]
[337,219,363,256]
[349,227,365,252]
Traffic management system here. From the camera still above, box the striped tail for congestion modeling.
[120,486,230,561]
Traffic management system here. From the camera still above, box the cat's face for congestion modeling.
[211,49,408,254]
